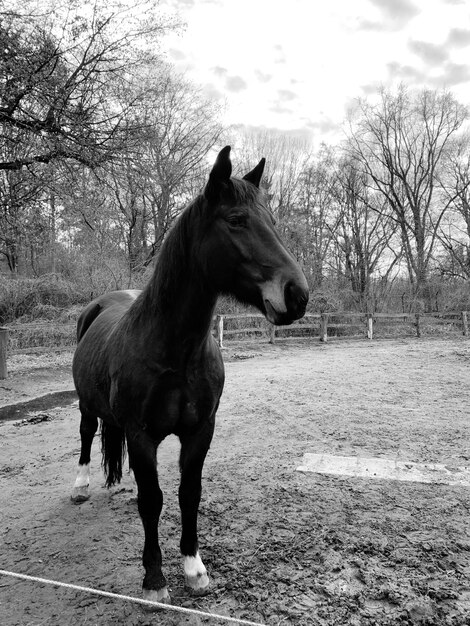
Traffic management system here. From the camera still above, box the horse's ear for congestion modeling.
[204,146,232,201]
[243,158,266,188]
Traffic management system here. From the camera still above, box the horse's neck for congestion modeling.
[158,279,216,338]
[135,217,217,357]
[138,279,217,364]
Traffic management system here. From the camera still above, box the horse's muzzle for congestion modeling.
[284,280,309,321]
[263,278,309,326]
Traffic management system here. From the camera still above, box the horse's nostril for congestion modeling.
[285,281,309,318]
[298,289,308,306]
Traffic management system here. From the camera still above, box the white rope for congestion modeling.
[0,569,266,626]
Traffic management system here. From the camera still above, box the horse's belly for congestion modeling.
[73,344,114,420]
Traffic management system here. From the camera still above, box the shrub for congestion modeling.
[308,288,342,313]
[0,274,84,324]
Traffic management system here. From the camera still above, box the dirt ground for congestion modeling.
[0,337,469,626]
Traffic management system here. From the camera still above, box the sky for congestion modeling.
[159,0,470,147]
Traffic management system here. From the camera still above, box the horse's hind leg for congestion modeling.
[179,423,214,595]
[71,405,98,503]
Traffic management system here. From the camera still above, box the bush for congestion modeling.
[21,304,62,322]
[7,321,76,351]
[308,288,342,313]
[0,274,84,324]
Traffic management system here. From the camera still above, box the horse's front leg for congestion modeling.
[178,420,215,595]
[127,429,170,604]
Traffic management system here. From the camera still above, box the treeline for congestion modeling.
[0,0,223,295]
[234,88,470,314]
[1,1,470,319]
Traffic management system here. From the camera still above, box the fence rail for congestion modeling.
[213,310,470,347]
[0,310,468,379]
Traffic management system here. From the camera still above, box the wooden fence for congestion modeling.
[0,310,468,379]
[213,310,470,348]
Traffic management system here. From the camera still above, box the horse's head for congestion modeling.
[200,146,309,325]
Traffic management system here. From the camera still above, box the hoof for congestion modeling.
[71,485,90,503]
[185,572,210,596]
[142,587,171,611]
[183,553,210,596]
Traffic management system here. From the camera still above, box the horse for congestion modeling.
[71,146,309,605]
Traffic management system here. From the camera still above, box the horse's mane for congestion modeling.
[231,177,262,205]
[127,177,263,323]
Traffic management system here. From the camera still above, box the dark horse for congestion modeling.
[71,146,309,604]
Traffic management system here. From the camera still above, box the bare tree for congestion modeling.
[234,128,313,251]
[296,145,338,287]
[0,0,178,171]
[56,66,224,277]
[91,67,225,270]
[139,69,224,257]
[348,86,468,309]
[437,134,470,278]
[0,149,53,272]
[329,155,401,309]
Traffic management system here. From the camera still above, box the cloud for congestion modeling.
[269,103,293,115]
[408,40,449,66]
[435,62,470,86]
[386,61,427,82]
[202,83,225,101]
[254,70,272,83]
[307,118,340,136]
[359,0,419,31]
[273,44,286,64]
[278,89,297,102]
[446,28,470,47]
[212,66,228,78]
[386,59,470,89]
[232,123,314,144]
[368,0,419,20]
[225,75,247,92]
[357,19,387,31]
[360,81,383,96]
[162,0,196,7]
[168,48,186,61]
[268,89,298,116]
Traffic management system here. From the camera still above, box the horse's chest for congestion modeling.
[143,374,221,436]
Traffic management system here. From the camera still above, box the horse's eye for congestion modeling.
[226,214,247,228]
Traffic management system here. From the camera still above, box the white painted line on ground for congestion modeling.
[297,453,470,486]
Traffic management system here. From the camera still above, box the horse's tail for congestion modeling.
[101,421,126,488]
[76,303,102,343]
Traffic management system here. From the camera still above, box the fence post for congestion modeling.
[216,314,224,348]
[320,314,328,343]
[462,311,468,336]
[0,327,8,379]
[367,314,374,340]
[415,312,421,338]
[269,324,276,344]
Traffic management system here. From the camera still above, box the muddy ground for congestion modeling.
[0,337,469,626]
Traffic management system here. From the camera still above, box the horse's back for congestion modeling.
[73,289,141,417]
[76,290,141,341]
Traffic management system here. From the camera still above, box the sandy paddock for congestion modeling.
[0,337,469,625]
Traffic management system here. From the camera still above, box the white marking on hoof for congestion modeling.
[71,464,90,502]
[142,587,171,610]
[71,484,90,503]
[184,552,210,595]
